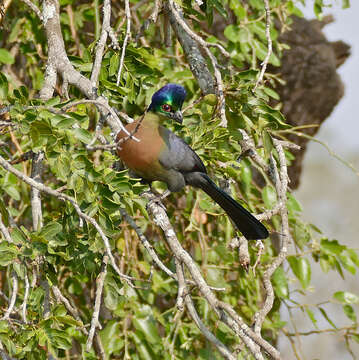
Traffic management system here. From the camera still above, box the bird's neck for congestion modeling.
[142,111,165,127]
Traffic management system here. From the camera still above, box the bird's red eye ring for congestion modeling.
[161,104,172,112]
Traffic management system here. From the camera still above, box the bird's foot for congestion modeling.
[145,190,171,211]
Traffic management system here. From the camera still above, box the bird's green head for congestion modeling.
[148,84,187,123]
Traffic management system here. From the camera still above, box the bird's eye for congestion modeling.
[161,104,172,112]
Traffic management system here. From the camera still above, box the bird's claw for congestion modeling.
[146,196,167,211]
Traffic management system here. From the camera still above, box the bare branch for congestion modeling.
[21,271,30,324]
[20,0,42,20]
[116,0,131,85]
[0,216,12,243]
[30,152,44,231]
[2,272,18,320]
[254,0,272,91]
[52,285,86,331]
[91,0,111,86]
[253,140,290,334]
[86,256,108,351]
[120,208,176,279]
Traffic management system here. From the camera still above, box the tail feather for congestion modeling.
[186,172,268,240]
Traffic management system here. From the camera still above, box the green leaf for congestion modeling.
[262,186,277,209]
[333,291,359,304]
[343,305,356,322]
[287,256,311,289]
[229,0,246,19]
[224,25,239,43]
[0,49,15,65]
[320,239,345,256]
[352,334,359,344]
[100,320,124,356]
[287,193,302,213]
[104,274,123,311]
[40,222,63,240]
[73,128,93,144]
[109,53,120,77]
[319,307,337,329]
[272,267,289,298]
[339,253,356,274]
[262,130,273,156]
[342,0,350,9]
[306,308,318,328]
[0,72,8,98]
[0,198,9,226]
[0,242,18,266]
[133,315,161,345]
[263,87,280,100]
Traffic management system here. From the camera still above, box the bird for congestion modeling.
[116,84,268,240]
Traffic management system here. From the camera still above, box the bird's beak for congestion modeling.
[173,110,183,124]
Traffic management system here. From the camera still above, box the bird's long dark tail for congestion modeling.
[186,172,268,240]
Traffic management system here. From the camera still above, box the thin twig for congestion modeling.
[0,216,12,243]
[2,272,18,320]
[86,256,108,351]
[253,140,289,335]
[254,0,272,91]
[116,0,131,85]
[21,271,30,324]
[21,0,42,20]
[30,152,44,231]
[91,0,111,86]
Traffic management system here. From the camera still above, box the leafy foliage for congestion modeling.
[0,0,357,359]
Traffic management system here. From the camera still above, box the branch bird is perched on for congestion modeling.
[116,84,268,240]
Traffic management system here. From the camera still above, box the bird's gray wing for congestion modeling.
[158,126,206,174]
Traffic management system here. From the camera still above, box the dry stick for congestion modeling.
[30,152,44,231]
[254,0,272,91]
[144,193,280,360]
[0,216,12,243]
[167,0,228,57]
[52,286,87,333]
[135,0,161,41]
[253,140,289,335]
[116,0,131,85]
[2,272,18,320]
[175,259,236,360]
[94,333,106,360]
[21,272,30,324]
[252,240,264,275]
[91,0,111,86]
[119,208,176,279]
[174,258,185,311]
[86,256,108,351]
[0,155,137,286]
[20,0,42,19]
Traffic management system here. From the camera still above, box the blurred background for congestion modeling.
[279,1,359,358]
